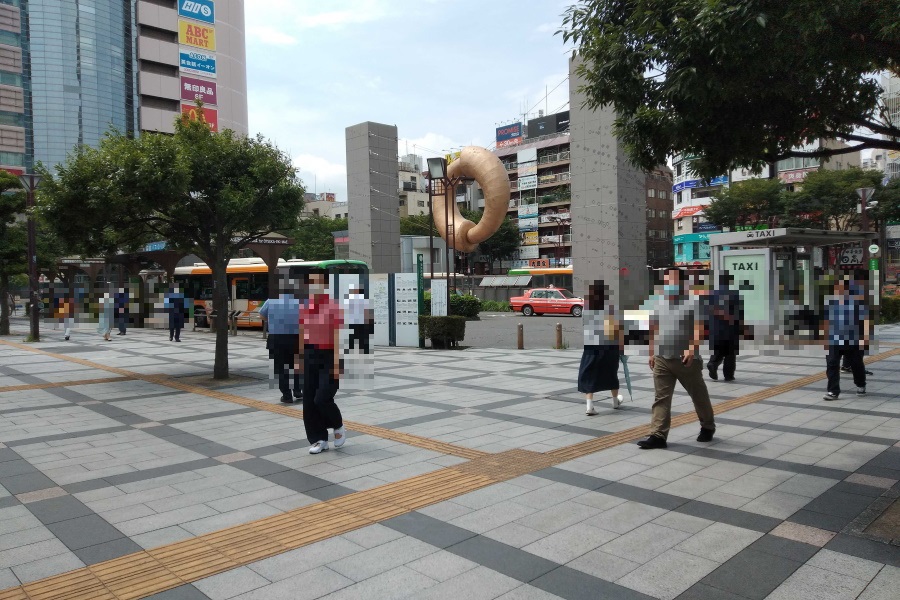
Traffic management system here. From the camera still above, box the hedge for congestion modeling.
[421,292,482,319]
[419,315,467,348]
[480,300,512,312]
[881,296,900,323]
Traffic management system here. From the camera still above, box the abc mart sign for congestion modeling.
[179,0,215,25]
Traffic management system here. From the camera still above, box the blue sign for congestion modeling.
[143,241,168,252]
[180,49,217,78]
[673,232,711,244]
[495,122,522,143]
[178,0,215,24]
[694,222,722,233]
[673,175,729,194]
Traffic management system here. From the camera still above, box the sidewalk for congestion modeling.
[0,321,898,599]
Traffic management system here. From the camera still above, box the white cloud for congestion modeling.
[398,133,470,159]
[535,22,557,34]
[292,153,347,196]
[247,26,298,46]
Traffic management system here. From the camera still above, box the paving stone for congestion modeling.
[765,564,872,600]
[26,495,93,525]
[495,585,567,600]
[676,582,748,600]
[700,548,803,600]
[483,522,549,549]
[320,565,437,600]
[406,550,478,583]
[769,522,835,547]
[73,536,143,565]
[858,565,900,600]
[131,525,196,550]
[806,549,884,581]
[531,565,656,600]
[0,538,70,569]
[522,522,618,564]
[340,524,405,550]
[11,551,85,584]
[588,501,668,535]
[652,512,713,534]
[13,486,68,504]
[248,536,365,583]
[617,548,721,600]
[194,566,271,600]
[329,536,440,582]
[0,567,19,590]
[46,514,125,551]
[144,584,212,599]
[407,565,521,600]
[675,522,763,563]
[567,548,642,582]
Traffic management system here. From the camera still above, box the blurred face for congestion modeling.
[308,274,328,296]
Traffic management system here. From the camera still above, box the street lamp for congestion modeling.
[857,186,876,269]
[425,157,465,314]
[19,173,43,342]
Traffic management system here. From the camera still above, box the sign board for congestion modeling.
[708,228,788,247]
[521,231,539,246]
[518,175,537,191]
[839,247,863,266]
[672,175,728,194]
[518,217,538,231]
[180,75,217,105]
[430,279,448,316]
[517,245,539,259]
[178,20,216,51]
[496,122,522,143]
[180,49,217,78]
[888,239,900,249]
[869,244,880,255]
[181,103,218,131]
[694,222,721,233]
[869,258,879,271]
[178,0,215,24]
[778,168,817,183]
[722,251,769,322]
[393,273,419,347]
[143,241,168,252]
[371,274,390,347]
[887,224,900,239]
[555,111,570,132]
[528,258,550,268]
[517,203,538,218]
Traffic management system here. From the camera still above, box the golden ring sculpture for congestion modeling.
[433,146,511,253]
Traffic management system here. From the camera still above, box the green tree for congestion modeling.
[461,209,519,273]
[702,178,786,231]
[561,1,900,178]
[781,168,885,230]
[0,171,24,335]
[399,213,434,236]
[286,216,348,261]
[39,112,305,379]
[871,178,900,227]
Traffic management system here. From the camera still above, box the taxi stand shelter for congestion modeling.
[708,228,878,343]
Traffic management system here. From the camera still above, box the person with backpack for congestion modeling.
[822,274,870,400]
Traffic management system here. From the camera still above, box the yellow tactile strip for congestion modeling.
[0,462,497,600]
[0,340,486,461]
[0,340,898,600]
[548,347,900,461]
[0,377,135,394]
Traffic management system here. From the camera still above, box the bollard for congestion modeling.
[556,323,562,349]
[517,323,524,350]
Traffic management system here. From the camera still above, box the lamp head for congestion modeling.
[427,157,447,180]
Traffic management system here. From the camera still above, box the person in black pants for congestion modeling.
[115,288,129,336]
[707,272,743,381]
[299,273,346,454]
[822,275,870,401]
[165,286,185,342]
[259,281,302,403]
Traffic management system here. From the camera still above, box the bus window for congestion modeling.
[233,277,250,301]
[248,273,268,301]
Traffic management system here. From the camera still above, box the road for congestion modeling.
[462,310,584,349]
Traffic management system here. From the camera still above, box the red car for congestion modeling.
[510,288,583,317]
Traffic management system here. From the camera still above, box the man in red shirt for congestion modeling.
[298,272,346,454]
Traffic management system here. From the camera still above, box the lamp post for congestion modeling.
[857,187,875,269]
[19,173,43,342]
[426,157,462,313]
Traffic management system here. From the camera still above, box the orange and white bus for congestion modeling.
[173,258,370,328]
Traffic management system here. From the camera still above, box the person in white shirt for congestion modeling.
[344,285,371,354]
[578,280,624,414]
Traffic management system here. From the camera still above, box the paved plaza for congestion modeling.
[0,318,898,600]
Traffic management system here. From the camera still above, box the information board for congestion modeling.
[431,279,448,316]
[722,251,769,323]
[393,273,420,347]
[371,274,390,347]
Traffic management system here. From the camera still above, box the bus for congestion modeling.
[507,266,573,290]
[173,258,369,328]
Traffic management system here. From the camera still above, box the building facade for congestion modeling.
[0,0,246,175]
[645,166,674,268]
[398,153,428,217]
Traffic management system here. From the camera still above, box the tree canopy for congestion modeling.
[782,168,884,230]
[561,0,900,178]
[0,171,24,336]
[39,111,305,378]
[286,216,348,261]
[702,178,786,231]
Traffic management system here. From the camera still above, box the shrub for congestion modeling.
[449,294,481,318]
[419,315,466,348]
[480,300,512,312]
[881,296,900,323]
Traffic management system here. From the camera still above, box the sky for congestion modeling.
[244,0,575,203]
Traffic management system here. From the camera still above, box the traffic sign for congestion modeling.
[869,258,879,271]
[869,244,880,255]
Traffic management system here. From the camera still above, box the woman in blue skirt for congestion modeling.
[578,280,624,414]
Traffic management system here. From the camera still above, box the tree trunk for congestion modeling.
[0,273,9,336]
[211,252,230,380]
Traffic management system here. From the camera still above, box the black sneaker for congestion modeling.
[637,435,668,450]
[840,366,851,373]
[280,397,294,404]
[724,376,735,382]
[697,428,715,442]
[707,369,718,381]
[856,387,866,396]
[823,392,839,401]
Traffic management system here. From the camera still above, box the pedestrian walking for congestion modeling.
[822,274,870,400]
[164,285,185,342]
[7,292,14,316]
[115,287,129,336]
[61,293,75,341]
[97,291,114,341]
[344,284,371,354]
[299,272,346,454]
[638,267,716,450]
[707,272,743,381]
[578,280,624,414]
[259,277,302,404]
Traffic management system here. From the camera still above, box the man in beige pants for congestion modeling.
[638,268,716,450]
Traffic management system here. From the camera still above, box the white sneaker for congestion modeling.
[308,441,329,454]
[612,395,623,409]
[586,402,598,416]
[333,426,346,448]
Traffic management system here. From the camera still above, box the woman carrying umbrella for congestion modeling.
[578,280,624,414]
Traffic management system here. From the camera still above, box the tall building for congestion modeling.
[0,0,246,175]
[881,73,899,181]
[645,166,674,268]
[398,153,428,217]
